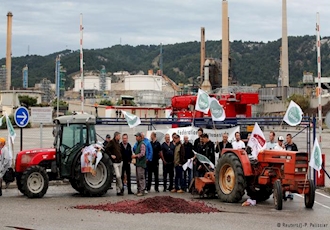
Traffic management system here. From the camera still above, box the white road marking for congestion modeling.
[295,194,330,210]
[316,191,330,199]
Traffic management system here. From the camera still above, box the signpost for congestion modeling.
[14,106,29,151]
[31,107,53,148]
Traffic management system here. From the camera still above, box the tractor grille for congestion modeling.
[295,152,308,173]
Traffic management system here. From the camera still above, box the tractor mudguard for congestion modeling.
[15,148,56,173]
[221,149,254,176]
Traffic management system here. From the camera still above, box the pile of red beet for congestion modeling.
[74,196,220,214]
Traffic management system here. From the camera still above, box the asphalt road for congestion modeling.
[0,124,330,230]
[0,185,330,230]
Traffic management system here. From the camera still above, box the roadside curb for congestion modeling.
[2,180,70,190]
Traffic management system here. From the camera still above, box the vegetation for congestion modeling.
[1,35,330,88]
[287,94,310,112]
[18,95,38,108]
[99,99,113,106]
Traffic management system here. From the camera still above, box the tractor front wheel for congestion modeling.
[21,166,49,198]
[273,180,283,210]
[304,179,315,209]
[215,152,246,203]
[15,173,25,194]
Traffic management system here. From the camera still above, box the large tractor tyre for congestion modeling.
[21,166,49,198]
[304,179,315,209]
[15,173,25,194]
[69,178,84,193]
[215,152,246,203]
[246,185,273,202]
[273,180,283,210]
[76,153,113,197]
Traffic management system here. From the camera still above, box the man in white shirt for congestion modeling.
[274,136,285,150]
[266,131,277,150]
[232,132,246,150]
[0,137,12,196]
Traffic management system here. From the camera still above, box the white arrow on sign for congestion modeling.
[17,112,27,125]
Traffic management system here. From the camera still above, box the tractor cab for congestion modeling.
[53,114,97,178]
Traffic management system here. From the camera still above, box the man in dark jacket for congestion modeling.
[103,134,111,147]
[183,135,193,191]
[193,128,204,153]
[160,134,175,192]
[147,132,161,192]
[120,133,133,194]
[215,132,233,154]
[105,131,123,196]
[197,133,215,176]
[171,134,186,193]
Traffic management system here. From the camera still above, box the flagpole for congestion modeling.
[212,119,221,156]
[316,13,322,150]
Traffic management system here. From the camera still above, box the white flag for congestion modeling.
[209,97,226,121]
[195,88,211,114]
[6,114,16,144]
[121,110,141,128]
[309,137,322,176]
[0,116,3,127]
[283,100,303,126]
[247,122,266,159]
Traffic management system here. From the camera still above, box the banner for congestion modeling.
[146,126,240,144]
[193,151,215,169]
[195,88,211,114]
[309,137,322,176]
[122,110,141,128]
[209,97,226,121]
[283,100,303,126]
[247,122,266,159]
[6,114,16,144]
[81,144,103,175]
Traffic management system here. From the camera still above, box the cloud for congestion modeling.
[0,0,329,57]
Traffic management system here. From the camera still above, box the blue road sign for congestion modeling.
[14,106,30,128]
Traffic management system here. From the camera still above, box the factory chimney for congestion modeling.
[6,12,13,90]
[281,0,289,99]
[200,27,205,79]
[222,0,229,89]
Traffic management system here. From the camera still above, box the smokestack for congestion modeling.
[201,59,211,92]
[281,0,289,88]
[6,12,13,90]
[222,0,229,88]
[200,27,205,79]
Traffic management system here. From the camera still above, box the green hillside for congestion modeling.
[1,35,330,89]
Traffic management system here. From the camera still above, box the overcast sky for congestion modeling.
[0,0,329,58]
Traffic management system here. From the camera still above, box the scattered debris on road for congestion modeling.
[74,196,221,214]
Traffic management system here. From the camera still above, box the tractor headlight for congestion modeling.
[21,155,31,164]
[295,168,298,172]
[286,156,292,160]
[302,168,307,172]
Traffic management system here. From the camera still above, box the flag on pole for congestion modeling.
[121,110,141,128]
[0,115,3,127]
[283,100,303,126]
[195,88,211,114]
[193,150,215,169]
[6,114,16,144]
[309,137,322,177]
[209,97,226,121]
[247,122,266,159]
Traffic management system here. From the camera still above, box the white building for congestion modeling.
[124,75,162,91]
[74,75,111,92]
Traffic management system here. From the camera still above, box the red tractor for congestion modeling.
[215,149,315,210]
[15,114,114,198]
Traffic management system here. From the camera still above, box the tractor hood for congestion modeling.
[16,148,56,173]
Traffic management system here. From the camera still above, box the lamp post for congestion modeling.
[94,103,98,118]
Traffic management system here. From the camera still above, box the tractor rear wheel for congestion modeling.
[21,166,49,198]
[75,153,113,197]
[215,152,246,203]
[273,180,283,210]
[304,179,315,209]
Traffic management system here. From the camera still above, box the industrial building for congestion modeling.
[73,72,111,95]
[124,74,162,91]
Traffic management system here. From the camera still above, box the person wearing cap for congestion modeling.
[274,136,285,150]
[266,131,277,150]
[105,131,123,196]
[0,137,12,196]
[103,134,111,147]
[132,132,147,196]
